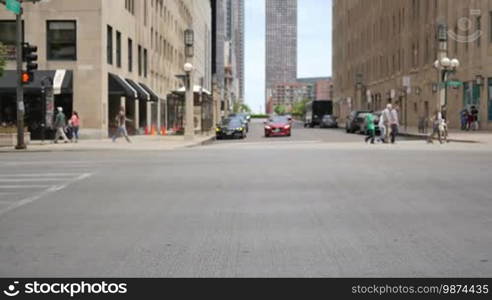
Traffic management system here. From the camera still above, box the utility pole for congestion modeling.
[15,3,26,149]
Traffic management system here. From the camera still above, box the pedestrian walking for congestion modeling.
[112,107,132,143]
[378,112,386,143]
[364,112,376,144]
[382,104,392,143]
[69,111,80,143]
[460,108,469,131]
[470,106,479,131]
[427,110,445,144]
[389,105,399,144]
[53,107,69,143]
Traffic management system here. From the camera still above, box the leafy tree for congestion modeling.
[0,42,6,78]
[292,99,310,117]
[274,105,286,115]
[233,102,252,113]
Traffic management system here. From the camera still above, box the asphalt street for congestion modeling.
[0,120,491,277]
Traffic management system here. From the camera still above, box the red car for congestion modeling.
[265,116,292,137]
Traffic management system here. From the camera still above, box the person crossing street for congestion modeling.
[53,107,69,144]
[112,107,132,143]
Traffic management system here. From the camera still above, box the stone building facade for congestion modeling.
[0,0,213,138]
[333,0,492,130]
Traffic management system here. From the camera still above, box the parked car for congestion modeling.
[216,118,247,139]
[319,115,338,128]
[360,111,382,135]
[229,114,249,132]
[345,110,372,133]
[265,116,292,137]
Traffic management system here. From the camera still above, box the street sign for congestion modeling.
[447,80,463,87]
[441,80,463,88]
[5,0,21,15]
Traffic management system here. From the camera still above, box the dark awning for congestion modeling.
[139,83,159,102]
[108,73,137,100]
[125,79,150,102]
[0,70,73,95]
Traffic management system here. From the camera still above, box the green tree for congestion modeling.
[233,102,252,113]
[274,105,286,115]
[292,99,310,117]
[0,42,6,78]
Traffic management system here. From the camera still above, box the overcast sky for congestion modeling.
[244,0,332,113]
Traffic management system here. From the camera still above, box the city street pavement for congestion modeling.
[0,120,491,277]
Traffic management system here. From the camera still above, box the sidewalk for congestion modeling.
[398,126,492,144]
[0,134,216,153]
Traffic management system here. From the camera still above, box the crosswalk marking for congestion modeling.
[0,172,93,217]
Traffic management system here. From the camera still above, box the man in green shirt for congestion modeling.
[53,107,69,143]
[364,113,376,144]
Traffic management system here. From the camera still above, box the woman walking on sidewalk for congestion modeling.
[69,111,80,143]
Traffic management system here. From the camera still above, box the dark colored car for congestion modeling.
[319,115,338,128]
[229,114,249,132]
[265,116,292,137]
[216,118,247,139]
[360,111,382,135]
[346,110,372,133]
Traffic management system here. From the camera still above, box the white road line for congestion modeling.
[0,173,93,217]
[0,173,84,178]
[0,179,75,183]
[0,185,52,189]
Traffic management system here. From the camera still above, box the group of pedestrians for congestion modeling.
[53,107,80,143]
[364,104,400,144]
[460,106,480,131]
[52,106,133,144]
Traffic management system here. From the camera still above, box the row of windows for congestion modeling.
[0,20,76,60]
[107,25,147,78]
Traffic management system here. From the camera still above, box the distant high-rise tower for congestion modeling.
[265,0,297,111]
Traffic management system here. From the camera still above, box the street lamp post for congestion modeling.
[183,29,194,140]
[434,57,460,118]
[184,62,194,140]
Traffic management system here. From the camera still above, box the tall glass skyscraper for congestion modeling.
[265,0,297,109]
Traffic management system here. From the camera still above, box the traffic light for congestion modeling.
[21,71,32,84]
[21,42,38,84]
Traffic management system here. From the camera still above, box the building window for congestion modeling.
[47,21,76,61]
[125,0,135,15]
[107,25,113,65]
[144,0,148,26]
[488,78,492,121]
[0,21,24,46]
[489,12,492,43]
[144,48,148,77]
[128,38,133,72]
[477,16,482,47]
[138,45,142,76]
[116,31,121,68]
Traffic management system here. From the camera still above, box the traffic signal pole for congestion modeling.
[15,6,26,150]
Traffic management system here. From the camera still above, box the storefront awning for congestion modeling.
[139,83,159,102]
[108,73,137,100]
[126,79,150,102]
[0,70,73,95]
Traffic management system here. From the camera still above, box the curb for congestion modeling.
[397,132,481,144]
[0,136,218,153]
[185,136,216,148]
